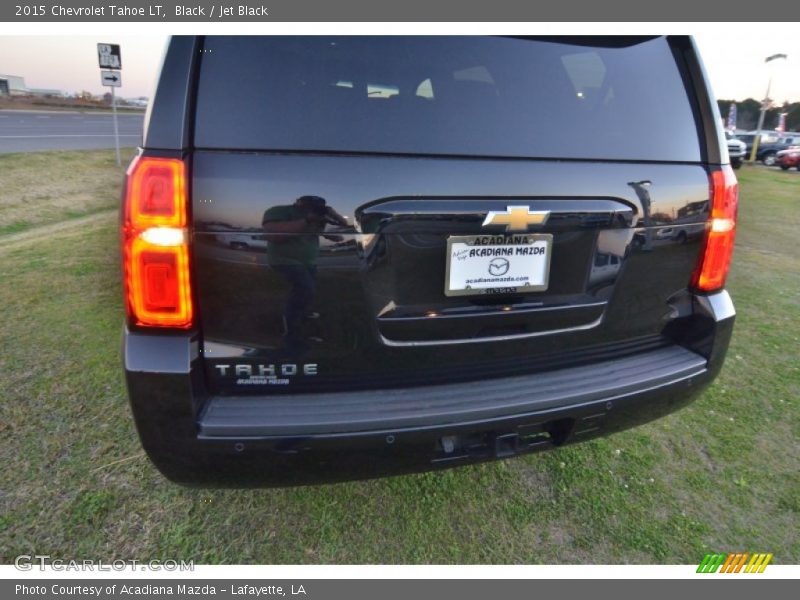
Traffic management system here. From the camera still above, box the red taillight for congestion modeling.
[691,165,738,293]
[123,156,193,328]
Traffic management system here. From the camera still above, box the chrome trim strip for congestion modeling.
[379,313,605,347]
[377,301,607,321]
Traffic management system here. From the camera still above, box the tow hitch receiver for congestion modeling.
[433,420,572,465]
[495,433,519,458]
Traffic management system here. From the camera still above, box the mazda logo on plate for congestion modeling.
[488,257,510,276]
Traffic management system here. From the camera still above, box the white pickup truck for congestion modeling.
[725,131,746,169]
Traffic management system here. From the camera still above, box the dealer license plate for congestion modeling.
[445,234,553,297]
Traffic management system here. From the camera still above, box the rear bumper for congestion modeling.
[124,291,735,487]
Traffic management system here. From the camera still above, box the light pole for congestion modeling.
[749,53,788,162]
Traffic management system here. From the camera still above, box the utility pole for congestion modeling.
[749,53,788,163]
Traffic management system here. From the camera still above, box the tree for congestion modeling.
[784,103,800,131]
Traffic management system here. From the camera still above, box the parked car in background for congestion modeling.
[754,134,800,166]
[777,147,800,170]
[725,131,745,169]
[734,131,781,157]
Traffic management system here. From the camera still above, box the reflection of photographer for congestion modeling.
[263,195,347,240]
[262,196,346,351]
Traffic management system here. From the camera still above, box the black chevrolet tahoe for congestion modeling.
[122,36,737,486]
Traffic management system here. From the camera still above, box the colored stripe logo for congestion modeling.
[697,552,773,573]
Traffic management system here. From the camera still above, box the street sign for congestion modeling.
[100,70,121,87]
[97,43,122,69]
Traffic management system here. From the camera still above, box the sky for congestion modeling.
[0,33,798,102]
[0,35,166,98]
[694,33,798,104]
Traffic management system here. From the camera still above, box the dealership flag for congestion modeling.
[726,103,737,131]
[777,113,787,133]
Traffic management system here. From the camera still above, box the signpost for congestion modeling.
[97,44,122,165]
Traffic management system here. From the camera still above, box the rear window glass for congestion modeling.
[194,36,700,161]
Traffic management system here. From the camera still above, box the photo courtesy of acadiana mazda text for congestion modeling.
[121,35,737,486]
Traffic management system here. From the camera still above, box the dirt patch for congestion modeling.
[0,210,116,251]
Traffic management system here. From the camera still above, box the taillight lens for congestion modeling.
[691,165,738,293]
[123,156,193,328]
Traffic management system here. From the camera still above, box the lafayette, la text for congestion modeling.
[18,584,308,596]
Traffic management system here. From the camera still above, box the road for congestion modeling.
[0,110,144,153]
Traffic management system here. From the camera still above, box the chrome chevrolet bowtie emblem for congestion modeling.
[482,206,550,232]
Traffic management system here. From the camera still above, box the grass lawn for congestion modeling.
[0,98,146,113]
[0,149,137,236]
[0,154,798,564]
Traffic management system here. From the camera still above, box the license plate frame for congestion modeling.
[445,233,553,297]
